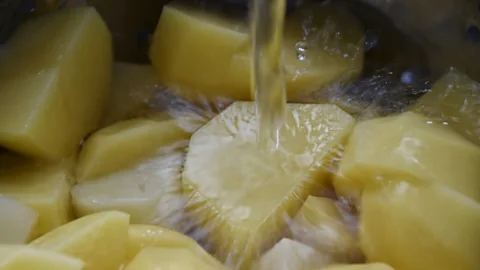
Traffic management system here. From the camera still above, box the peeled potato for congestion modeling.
[76,118,189,181]
[333,112,480,203]
[321,263,395,270]
[412,68,480,146]
[0,245,84,270]
[30,211,129,270]
[290,196,361,262]
[0,7,112,160]
[360,181,480,270]
[183,102,355,269]
[0,196,37,244]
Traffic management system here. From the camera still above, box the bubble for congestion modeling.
[401,70,416,85]
[295,41,308,60]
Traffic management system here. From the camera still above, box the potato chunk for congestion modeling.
[0,7,112,160]
[290,196,361,262]
[0,245,84,270]
[0,196,37,244]
[360,182,480,270]
[255,238,330,270]
[101,63,162,127]
[183,102,355,269]
[30,211,129,270]
[322,263,395,270]
[333,112,480,203]
[411,68,480,146]
[76,118,189,181]
[0,155,73,238]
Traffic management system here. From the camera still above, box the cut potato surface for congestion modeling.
[291,196,361,262]
[0,155,73,239]
[360,181,480,270]
[0,196,37,244]
[125,246,223,270]
[412,68,480,146]
[30,211,129,270]
[72,151,185,227]
[334,111,480,203]
[321,263,395,270]
[255,238,331,270]
[102,63,162,127]
[0,245,84,270]
[0,7,112,160]
[183,102,355,269]
[76,118,190,181]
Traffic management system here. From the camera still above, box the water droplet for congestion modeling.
[295,41,308,60]
[343,53,350,58]
[441,121,449,126]
[401,70,416,85]
[364,30,379,52]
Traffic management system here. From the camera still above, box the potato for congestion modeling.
[76,118,189,181]
[182,102,355,269]
[124,246,223,270]
[0,154,74,239]
[411,68,480,146]
[72,151,185,228]
[333,112,480,203]
[150,2,363,103]
[290,196,361,262]
[30,211,129,270]
[360,181,480,270]
[0,245,84,270]
[0,196,37,244]
[321,263,395,270]
[0,7,112,160]
[255,238,330,270]
[101,63,163,127]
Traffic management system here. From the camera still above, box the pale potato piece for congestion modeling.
[30,211,129,270]
[183,102,355,269]
[0,245,84,270]
[0,196,37,244]
[255,238,331,270]
[412,68,480,146]
[72,151,185,228]
[124,246,223,270]
[291,196,361,262]
[321,263,395,270]
[76,118,189,181]
[0,7,112,160]
[333,112,480,203]
[360,181,480,270]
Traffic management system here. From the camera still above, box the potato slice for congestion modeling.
[0,155,73,239]
[290,196,361,262]
[411,68,480,146]
[0,245,84,270]
[125,246,223,270]
[321,263,395,270]
[0,7,112,160]
[333,112,480,203]
[30,211,129,270]
[102,63,163,127]
[126,225,225,268]
[360,181,480,270]
[0,196,37,244]
[72,151,185,227]
[76,118,189,181]
[183,102,355,269]
[255,238,330,270]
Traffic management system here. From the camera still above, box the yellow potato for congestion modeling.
[72,151,185,227]
[0,196,37,244]
[30,211,129,270]
[333,112,480,203]
[126,224,224,268]
[360,181,480,270]
[101,63,162,127]
[321,263,395,270]
[411,68,480,146]
[0,7,112,160]
[290,196,361,262]
[183,102,355,269]
[255,238,331,270]
[76,118,189,181]
[0,154,74,239]
[124,246,223,270]
[0,245,84,270]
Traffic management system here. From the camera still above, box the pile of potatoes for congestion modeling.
[0,2,479,270]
